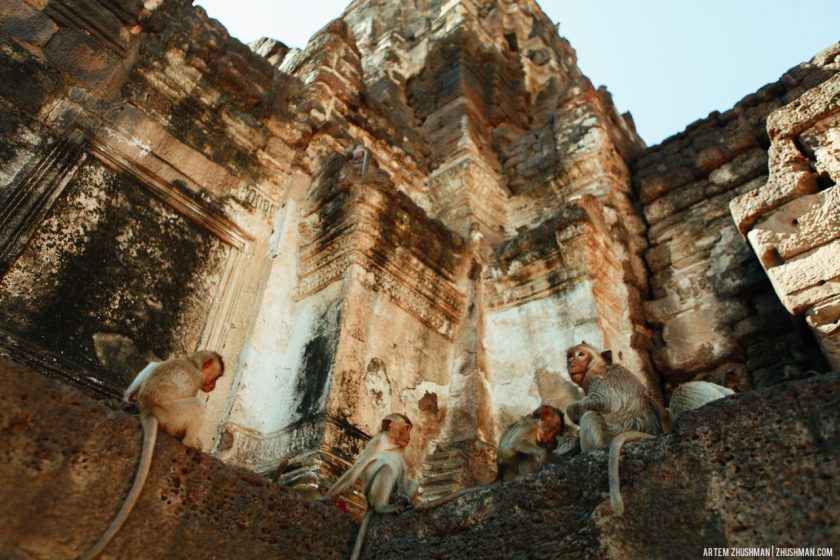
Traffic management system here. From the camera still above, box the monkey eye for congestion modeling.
[576,351,586,358]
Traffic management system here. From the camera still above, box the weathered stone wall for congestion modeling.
[634,46,839,390]
[732,46,840,372]
[235,0,657,492]
[1,0,838,528]
[0,0,305,454]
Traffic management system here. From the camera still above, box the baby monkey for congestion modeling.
[78,350,224,560]
[496,405,565,481]
[417,405,565,511]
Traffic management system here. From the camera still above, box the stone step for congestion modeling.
[420,470,461,487]
[420,457,464,473]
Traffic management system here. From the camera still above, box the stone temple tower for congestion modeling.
[215,0,655,504]
[0,0,835,517]
[222,0,656,504]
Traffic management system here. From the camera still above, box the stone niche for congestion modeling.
[0,126,250,393]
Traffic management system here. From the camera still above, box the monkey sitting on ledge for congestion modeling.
[566,342,735,514]
[565,341,664,515]
[319,413,418,560]
[415,405,567,512]
[78,350,224,560]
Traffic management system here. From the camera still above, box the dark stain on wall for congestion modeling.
[295,303,341,418]
[0,158,228,390]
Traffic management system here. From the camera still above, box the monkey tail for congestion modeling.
[78,414,158,560]
[608,431,654,516]
[414,485,491,512]
[349,510,374,560]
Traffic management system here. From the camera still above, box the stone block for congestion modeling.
[43,26,121,87]
[806,294,840,370]
[767,73,840,140]
[0,33,60,114]
[730,140,818,235]
[747,185,840,267]
[765,239,840,309]
[0,0,58,46]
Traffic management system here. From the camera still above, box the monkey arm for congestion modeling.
[321,461,365,502]
[566,392,608,424]
[397,467,419,501]
[511,438,549,465]
[321,435,386,502]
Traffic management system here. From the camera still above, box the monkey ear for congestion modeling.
[381,418,392,432]
[601,350,613,365]
[540,406,554,421]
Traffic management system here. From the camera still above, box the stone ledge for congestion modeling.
[367,373,840,559]
[0,358,356,560]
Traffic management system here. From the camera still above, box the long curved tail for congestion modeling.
[78,415,158,560]
[608,431,654,516]
[350,510,374,560]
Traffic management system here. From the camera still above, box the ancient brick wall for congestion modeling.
[731,46,840,372]
[634,46,839,390]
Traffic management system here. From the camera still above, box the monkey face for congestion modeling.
[567,348,591,385]
[537,406,563,444]
[383,414,413,447]
[200,362,223,392]
[201,376,219,392]
[197,352,224,393]
[394,421,412,448]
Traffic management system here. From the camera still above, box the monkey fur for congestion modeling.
[669,380,734,423]
[416,405,565,511]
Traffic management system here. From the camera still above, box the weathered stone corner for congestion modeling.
[0,358,357,559]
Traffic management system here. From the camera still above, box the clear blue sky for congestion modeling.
[196,0,839,146]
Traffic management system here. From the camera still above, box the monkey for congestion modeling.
[343,143,370,177]
[319,413,418,560]
[668,380,734,424]
[565,342,664,515]
[78,350,224,560]
[496,404,565,481]
[415,405,565,512]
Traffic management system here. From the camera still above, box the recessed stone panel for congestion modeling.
[0,138,236,393]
